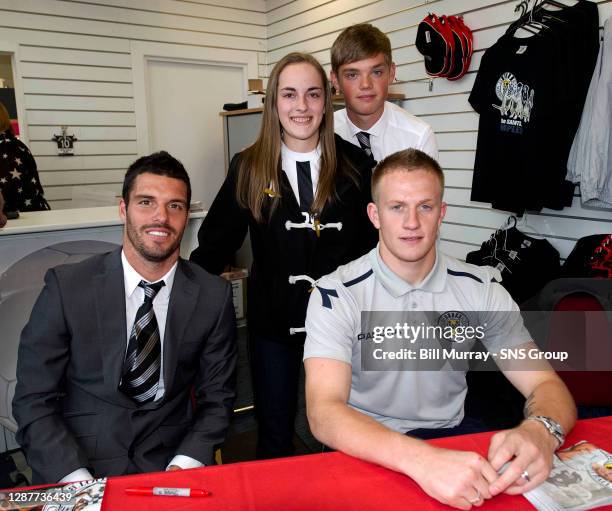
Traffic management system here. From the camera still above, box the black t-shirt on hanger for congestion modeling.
[508,1,600,120]
[469,29,574,214]
[466,225,561,305]
[526,1,600,206]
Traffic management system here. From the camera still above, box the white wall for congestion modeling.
[0,0,609,257]
[0,0,266,208]
[265,0,612,261]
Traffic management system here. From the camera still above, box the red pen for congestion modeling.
[125,486,212,497]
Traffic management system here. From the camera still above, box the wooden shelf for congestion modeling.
[219,107,263,117]
[219,91,407,116]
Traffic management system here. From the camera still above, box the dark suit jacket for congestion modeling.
[12,248,237,484]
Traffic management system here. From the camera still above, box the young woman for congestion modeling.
[190,52,376,459]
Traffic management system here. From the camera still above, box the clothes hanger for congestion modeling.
[525,0,551,31]
[499,217,525,259]
[510,1,535,34]
[482,236,511,268]
[534,0,571,22]
[504,215,518,230]
[538,0,581,8]
[482,216,521,267]
[515,213,546,239]
[514,23,541,36]
[538,0,569,8]
[482,235,517,273]
[511,0,550,36]
[515,0,530,17]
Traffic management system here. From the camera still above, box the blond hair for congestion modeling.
[372,149,444,202]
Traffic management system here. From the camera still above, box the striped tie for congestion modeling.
[356,131,372,157]
[296,160,314,212]
[119,280,165,404]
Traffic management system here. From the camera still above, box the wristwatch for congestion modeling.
[526,415,565,448]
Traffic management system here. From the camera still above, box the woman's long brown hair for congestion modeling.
[236,52,346,222]
[0,102,15,136]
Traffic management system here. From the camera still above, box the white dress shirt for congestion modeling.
[122,251,176,401]
[281,142,321,205]
[59,252,201,483]
[334,101,439,162]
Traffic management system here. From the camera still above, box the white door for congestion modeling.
[146,60,244,208]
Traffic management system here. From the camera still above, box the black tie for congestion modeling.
[296,160,314,212]
[119,280,165,404]
[356,131,373,158]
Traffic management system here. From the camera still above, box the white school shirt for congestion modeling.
[334,101,439,162]
[281,142,321,205]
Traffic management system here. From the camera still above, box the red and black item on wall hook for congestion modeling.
[416,14,473,81]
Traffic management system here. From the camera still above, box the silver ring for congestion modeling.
[521,470,531,482]
[468,489,481,504]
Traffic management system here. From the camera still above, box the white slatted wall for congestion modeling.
[0,0,609,256]
[265,0,612,261]
[0,0,266,209]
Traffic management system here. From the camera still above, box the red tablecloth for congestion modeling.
[98,416,612,510]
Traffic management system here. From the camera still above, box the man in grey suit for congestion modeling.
[13,151,237,484]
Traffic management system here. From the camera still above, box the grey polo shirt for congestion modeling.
[304,246,531,433]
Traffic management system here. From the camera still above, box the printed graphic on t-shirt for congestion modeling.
[492,72,535,134]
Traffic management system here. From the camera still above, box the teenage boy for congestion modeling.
[331,24,438,162]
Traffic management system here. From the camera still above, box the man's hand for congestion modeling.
[166,465,182,471]
[488,420,557,496]
[407,445,499,510]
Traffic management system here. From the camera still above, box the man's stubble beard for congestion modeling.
[125,216,181,263]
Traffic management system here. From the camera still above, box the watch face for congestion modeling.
[544,418,564,445]
[548,418,564,436]
[530,416,564,445]
[549,421,562,435]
